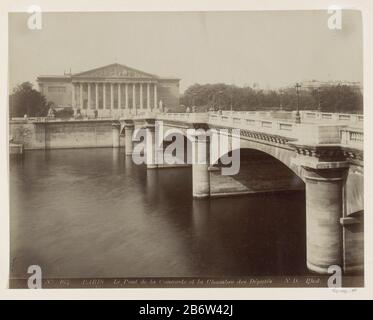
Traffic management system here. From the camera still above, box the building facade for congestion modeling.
[300,80,363,93]
[37,63,180,117]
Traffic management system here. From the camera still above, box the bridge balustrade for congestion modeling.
[207,112,365,148]
[10,110,364,149]
[301,111,363,124]
[340,127,364,149]
[208,113,295,134]
[220,110,363,125]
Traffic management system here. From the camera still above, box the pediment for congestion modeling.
[73,63,156,79]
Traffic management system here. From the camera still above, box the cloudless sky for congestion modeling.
[9,10,363,92]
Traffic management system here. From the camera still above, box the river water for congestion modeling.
[10,148,307,279]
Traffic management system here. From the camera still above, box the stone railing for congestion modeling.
[208,113,297,139]
[221,110,363,126]
[340,127,364,149]
[11,117,48,123]
[10,116,115,123]
[11,111,364,150]
[157,112,209,124]
[158,112,363,149]
[301,111,363,124]
[209,112,364,148]
[11,110,363,126]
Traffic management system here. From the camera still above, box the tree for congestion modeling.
[9,82,52,118]
[312,85,363,114]
[180,83,363,114]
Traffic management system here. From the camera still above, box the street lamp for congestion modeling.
[279,89,283,111]
[218,90,223,110]
[295,83,301,123]
[317,87,321,112]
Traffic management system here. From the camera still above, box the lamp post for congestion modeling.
[317,87,321,112]
[279,89,283,111]
[218,90,223,110]
[295,83,301,123]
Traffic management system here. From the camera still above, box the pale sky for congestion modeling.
[9,10,363,92]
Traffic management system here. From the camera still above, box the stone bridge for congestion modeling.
[116,110,363,276]
[10,110,364,275]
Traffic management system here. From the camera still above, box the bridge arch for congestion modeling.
[211,147,305,197]
[233,138,305,182]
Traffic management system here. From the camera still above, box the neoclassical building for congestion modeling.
[37,63,180,117]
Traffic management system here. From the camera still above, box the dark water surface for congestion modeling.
[10,148,307,279]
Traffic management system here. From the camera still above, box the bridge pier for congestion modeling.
[112,123,121,148]
[124,122,134,155]
[191,131,210,198]
[145,120,158,169]
[303,166,347,274]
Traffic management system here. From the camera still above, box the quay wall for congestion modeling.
[9,120,124,149]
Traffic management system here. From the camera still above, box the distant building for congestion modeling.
[301,80,363,92]
[37,63,180,116]
[278,80,363,93]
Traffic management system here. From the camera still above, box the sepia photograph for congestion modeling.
[6,8,364,290]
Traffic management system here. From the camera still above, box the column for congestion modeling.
[191,131,210,198]
[125,83,129,110]
[154,83,157,109]
[124,122,134,155]
[103,83,106,109]
[145,120,157,169]
[87,83,91,109]
[304,167,346,274]
[79,83,83,109]
[112,122,121,148]
[132,83,136,110]
[110,83,114,110]
[72,83,76,114]
[95,83,99,110]
[140,83,143,109]
[118,83,121,109]
[147,83,150,111]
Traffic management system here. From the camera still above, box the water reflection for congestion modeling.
[146,169,159,203]
[112,148,120,168]
[192,200,211,238]
[10,148,307,279]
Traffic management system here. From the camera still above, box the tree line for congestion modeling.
[9,82,73,118]
[180,83,363,114]
[9,81,363,118]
